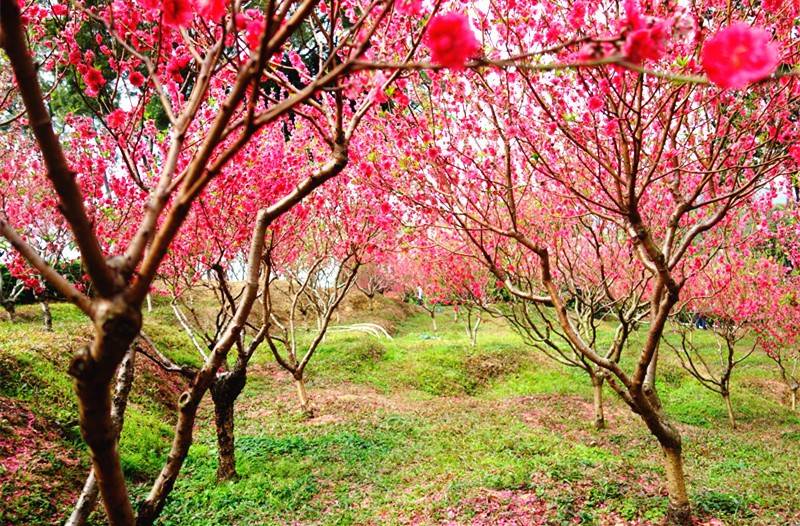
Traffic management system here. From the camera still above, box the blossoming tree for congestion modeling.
[0,0,428,522]
[666,252,787,429]
[375,2,799,522]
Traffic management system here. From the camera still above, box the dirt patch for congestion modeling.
[464,350,523,385]
[435,489,553,525]
[739,376,793,406]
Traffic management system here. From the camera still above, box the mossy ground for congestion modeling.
[1,296,798,525]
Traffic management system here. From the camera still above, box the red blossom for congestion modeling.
[129,71,145,87]
[83,67,105,97]
[396,0,422,16]
[587,96,604,111]
[789,144,800,163]
[106,109,127,129]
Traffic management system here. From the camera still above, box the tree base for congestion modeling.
[593,417,606,431]
[216,467,239,482]
[663,503,692,526]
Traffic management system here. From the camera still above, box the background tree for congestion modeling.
[666,253,787,429]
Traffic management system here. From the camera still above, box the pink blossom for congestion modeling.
[624,0,645,30]
[51,4,68,16]
[162,0,193,28]
[424,13,480,68]
[246,18,265,50]
[198,0,226,22]
[396,0,422,16]
[701,23,779,89]
[623,20,670,63]
[587,96,604,111]
[568,1,587,29]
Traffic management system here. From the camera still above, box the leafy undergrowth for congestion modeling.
[2,299,800,525]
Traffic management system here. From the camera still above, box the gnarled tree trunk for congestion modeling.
[210,366,247,481]
[66,347,136,526]
[69,303,142,526]
[635,395,691,526]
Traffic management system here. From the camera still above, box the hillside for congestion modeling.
[1,295,798,525]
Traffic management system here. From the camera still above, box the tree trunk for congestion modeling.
[66,470,100,526]
[662,444,692,526]
[146,293,153,313]
[69,305,141,526]
[643,347,663,411]
[66,348,136,526]
[635,382,692,526]
[591,374,605,430]
[41,300,53,331]
[210,368,247,482]
[722,391,736,429]
[430,311,437,332]
[295,376,313,417]
[791,387,797,412]
[214,399,236,481]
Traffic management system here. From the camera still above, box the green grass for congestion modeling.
[1,298,799,525]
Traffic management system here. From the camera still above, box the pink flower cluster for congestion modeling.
[701,23,780,89]
[621,0,670,64]
[424,13,481,68]
[143,0,228,28]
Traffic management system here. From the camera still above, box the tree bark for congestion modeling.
[210,367,247,481]
[722,391,736,429]
[66,470,100,526]
[662,444,692,526]
[41,300,53,331]
[791,387,797,412]
[66,347,136,526]
[295,376,313,417]
[591,374,605,430]
[430,311,437,332]
[68,302,141,526]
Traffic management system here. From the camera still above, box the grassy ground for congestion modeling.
[1,296,798,525]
